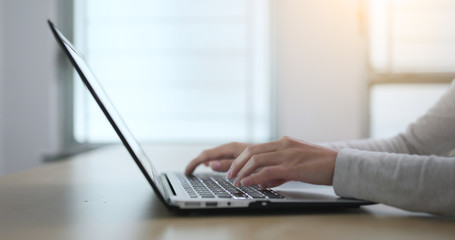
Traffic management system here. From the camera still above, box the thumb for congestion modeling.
[258,179,287,188]
[210,159,234,172]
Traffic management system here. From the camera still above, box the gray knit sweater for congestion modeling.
[329,81,455,216]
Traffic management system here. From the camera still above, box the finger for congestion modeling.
[210,159,234,172]
[227,141,280,179]
[239,166,289,187]
[185,144,234,175]
[185,142,245,175]
[235,151,285,183]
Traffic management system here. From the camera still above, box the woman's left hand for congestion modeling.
[226,136,339,188]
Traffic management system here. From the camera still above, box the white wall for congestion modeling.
[274,0,368,142]
[2,0,61,175]
[0,0,5,174]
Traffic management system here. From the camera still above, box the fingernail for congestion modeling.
[241,178,250,186]
[210,161,220,170]
[226,169,232,179]
[234,179,240,187]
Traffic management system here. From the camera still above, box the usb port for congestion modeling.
[206,202,217,207]
[184,202,200,207]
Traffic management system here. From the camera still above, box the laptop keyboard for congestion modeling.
[177,174,285,199]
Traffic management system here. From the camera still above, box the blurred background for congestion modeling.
[0,0,454,176]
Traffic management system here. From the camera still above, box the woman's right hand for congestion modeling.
[185,142,251,175]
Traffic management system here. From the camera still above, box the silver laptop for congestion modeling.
[48,20,372,212]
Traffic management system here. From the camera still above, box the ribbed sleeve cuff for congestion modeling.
[332,148,357,198]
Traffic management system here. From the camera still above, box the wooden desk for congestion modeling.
[0,145,454,240]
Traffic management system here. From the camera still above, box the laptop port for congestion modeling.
[206,202,217,207]
[184,202,201,207]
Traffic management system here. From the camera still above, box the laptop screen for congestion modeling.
[48,20,165,198]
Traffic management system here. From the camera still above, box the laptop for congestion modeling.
[48,20,372,212]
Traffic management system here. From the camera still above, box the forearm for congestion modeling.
[333,149,455,216]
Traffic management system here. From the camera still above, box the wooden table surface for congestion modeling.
[0,145,454,240]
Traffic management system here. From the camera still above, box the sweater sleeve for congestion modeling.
[334,149,455,216]
[330,80,455,216]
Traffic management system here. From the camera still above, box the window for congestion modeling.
[73,0,271,143]
[368,0,455,138]
[370,83,449,138]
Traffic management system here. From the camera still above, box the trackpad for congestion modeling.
[272,181,339,200]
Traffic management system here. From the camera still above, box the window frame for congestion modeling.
[50,0,109,161]
[365,0,455,137]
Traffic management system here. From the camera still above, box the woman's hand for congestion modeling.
[185,136,339,188]
[226,136,338,188]
[185,142,252,175]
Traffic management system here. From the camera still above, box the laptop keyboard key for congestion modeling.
[200,194,215,198]
[215,194,232,198]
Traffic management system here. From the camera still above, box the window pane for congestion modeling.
[73,0,271,143]
[370,83,449,138]
[369,0,455,73]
